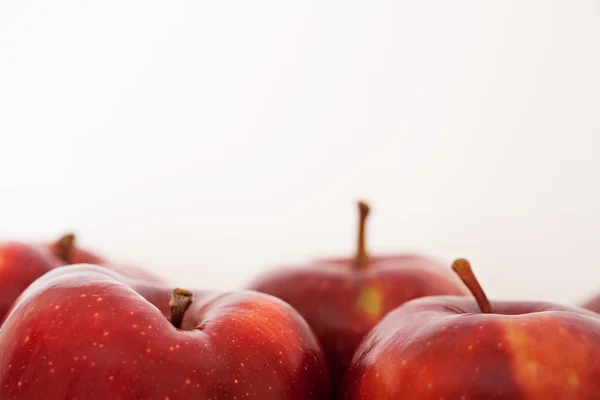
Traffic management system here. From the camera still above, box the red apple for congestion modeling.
[0,234,163,323]
[342,258,600,399]
[580,293,600,314]
[0,264,331,399]
[0,241,62,323]
[246,201,469,390]
[46,233,165,283]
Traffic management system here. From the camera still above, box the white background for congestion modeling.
[1,1,599,305]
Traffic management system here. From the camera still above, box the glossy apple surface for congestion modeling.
[0,264,331,399]
[343,259,600,399]
[247,202,469,390]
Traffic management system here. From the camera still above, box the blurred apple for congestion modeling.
[0,232,163,322]
[580,292,600,314]
[247,201,469,390]
[0,240,61,322]
[46,232,164,283]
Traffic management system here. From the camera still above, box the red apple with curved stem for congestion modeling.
[246,201,469,391]
[342,258,600,399]
[47,233,165,283]
[0,264,331,399]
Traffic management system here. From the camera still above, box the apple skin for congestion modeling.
[342,295,600,400]
[0,242,62,323]
[247,255,469,390]
[0,264,331,399]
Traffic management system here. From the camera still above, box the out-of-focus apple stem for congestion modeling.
[356,201,370,270]
[54,233,76,263]
[451,258,492,313]
[169,288,194,329]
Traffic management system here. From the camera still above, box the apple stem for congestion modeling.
[451,258,492,313]
[356,201,370,270]
[169,288,194,329]
[54,233,76,263]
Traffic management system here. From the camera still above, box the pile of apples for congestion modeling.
[2,202,600,399]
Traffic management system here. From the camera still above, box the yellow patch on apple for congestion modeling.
[500,317,585,395]
[356,286,382,319]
